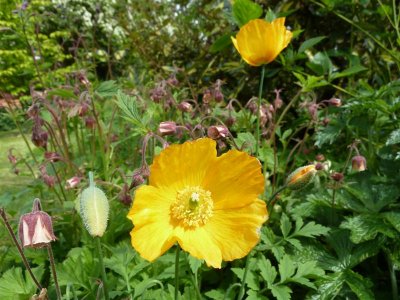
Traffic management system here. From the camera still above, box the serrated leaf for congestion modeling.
[204,289,225,299]
[292,219,329,238]
[234,132,257,153]
[340,214,397,243]
[0,266,44,299]
[187,255,203,274]
[270,284,292,300]
[280,213,292,238]
[259,256,277,284]
[343,270,374,300]
[298,36,326,53]
[314,273,344,300]
[95,80,119,98]
[232,0,263,27]
[278,255,296,283]
[383,211,400,232]
[386,129,400,145]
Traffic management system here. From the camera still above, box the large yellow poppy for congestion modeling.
[231,18,292,66]
[127,138,267,268]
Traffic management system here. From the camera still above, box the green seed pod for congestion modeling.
[80,172,109,237]
[286,165,317,190]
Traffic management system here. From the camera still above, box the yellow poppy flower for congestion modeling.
[127,138,267,268]
[231,18,293,66]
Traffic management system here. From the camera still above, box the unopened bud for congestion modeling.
[315,154,325,161]
[85,116,96,129]
[18,198,56,248]
[315,162,324,171]
[158,121,177,136]
[203,89,213,104]
[44,152,62,162]
[177,101,193,113]
[79,172,109,237]
[118,184,132,206]
[331,172,344,182]
[273,89,283,110]
[327,97,341,107]
[214,90,224,102]
[65,176,81,189]
[351,155,367,172]
[286,165,317,190]
[207,125,229,139]
[32,130,48,149]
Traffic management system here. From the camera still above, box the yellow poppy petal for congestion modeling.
[149,138,217,190]
[232,18,292,66]
[128,185,176,261]
[204,199,267,261]
[174,226,222,268]
[202,149,264,209]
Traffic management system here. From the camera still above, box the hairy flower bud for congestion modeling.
[65,176,81,189]
[207,125,229,140]
[327,97,341,107]
[331,172,344,182]
[158,121,177,136]
[79,172,109,237]
[286,165,317,190]
[177,101,193,113]
[18,199,56,248]
[351,155,367,172]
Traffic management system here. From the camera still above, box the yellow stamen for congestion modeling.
[170,186,213,228]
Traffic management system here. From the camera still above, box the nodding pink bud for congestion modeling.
[308,103,319,120]
[78,102,89,116]
[351,155,367,171]
[207,125,229,140]
[77,72,90,86]
[225,116,236,127]
[150,86,166,103]
[316,154,325,161]
[85,116,96,129]
[247,98,258,114]
[18,198,56,248]
[44,152,62,162]
[43,174,56,188]
[273,89,283,110]
[31,130,48,149]
[65,176,81,189]
[315,162,324,171]
[167,75,179,87]
[27,103,40,119]
[8,153,17,165]
[331,172,344,182]
[214,90,224,102]
[177,101,193,113]
[327,97,341,107]
[203,89,213,104]
[158,121,177,136]
[322,117,330,126]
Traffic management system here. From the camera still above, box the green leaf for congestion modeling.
[47,88,78,100]
[0,266,44,300]
[115,90,147,132]
[340,214,397,243]
[278,255,296,283]
[95,80,119,98]
[234,132,257,153]
[386,128,400,145]
[232,0,263,27]
[292,218,329,238]
[187,255,203,275]
[280,213,292,238]
[329,65,368,80]
[343,270,374,300]
[298,36,326,53]
[258,256,277,284]
[270,284,292,300]
[383,211,400,232]
[210,33,232,53]
[204,289,225,299]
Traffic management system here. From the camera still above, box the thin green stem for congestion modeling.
[95,237,109,300]
[175,246,181,300]
[255,66,266,156]
[237,251,252,300]
[47,245,62,300]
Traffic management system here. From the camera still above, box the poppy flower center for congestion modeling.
[170,186,213,228]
